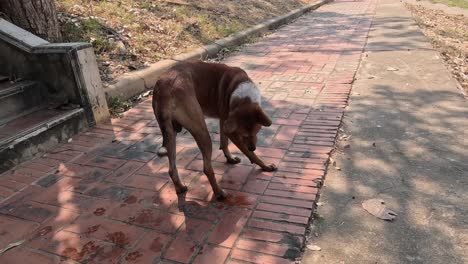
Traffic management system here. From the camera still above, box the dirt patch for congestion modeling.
[150,237,164,252]
[62,241,100,261]
[125,251,143,261]
[106,231,130,247]
[56,0,317,86]
[85,224,101,235]
[93,207,106,216]
[406,3,468,95]
[213,192,253,208]
[123,195,138,204]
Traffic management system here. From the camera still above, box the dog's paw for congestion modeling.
[262,164,278,172]
[215,189,228,200]
[157,147,168,157]
[226,156,241,164]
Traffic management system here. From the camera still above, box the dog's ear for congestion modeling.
[257,109,272,127]
[223,117,238,134]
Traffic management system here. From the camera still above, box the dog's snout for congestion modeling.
[248,146,256,151]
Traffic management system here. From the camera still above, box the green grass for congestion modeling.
[61,17,112,52]
[431,0,468,9]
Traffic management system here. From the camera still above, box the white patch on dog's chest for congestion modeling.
[231,81,261,105]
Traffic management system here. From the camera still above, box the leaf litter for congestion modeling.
[362,198,398,221]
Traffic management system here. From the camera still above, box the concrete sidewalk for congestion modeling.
[302,0,468,264]
[0,0,378,263]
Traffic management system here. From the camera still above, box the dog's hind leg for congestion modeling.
[219,119,241,164]
[172,120,182,133]
[159,120,187,193]
[175,103,227,200]
[153,101,187,194]
[155,121,181,157]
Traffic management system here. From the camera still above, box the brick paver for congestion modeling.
[0,1,376,263]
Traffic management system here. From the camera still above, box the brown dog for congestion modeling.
[152,61,277,199]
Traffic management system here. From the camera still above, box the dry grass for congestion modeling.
[406,3,468,95]
[56,0,316,85]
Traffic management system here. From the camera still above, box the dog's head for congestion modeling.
[224,102,272,151]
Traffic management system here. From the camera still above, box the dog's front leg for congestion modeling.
[229,136,277,172]
[219,119,241,164]
[192,128,228,200]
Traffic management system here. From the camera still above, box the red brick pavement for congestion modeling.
[0,1,376,263]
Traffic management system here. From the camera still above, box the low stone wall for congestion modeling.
[0,19,109,125]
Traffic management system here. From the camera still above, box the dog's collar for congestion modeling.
[230,81,261,105]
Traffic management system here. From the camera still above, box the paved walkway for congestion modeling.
[0,0,376,263]
[302,0,468,264]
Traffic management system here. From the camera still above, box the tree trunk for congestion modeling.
[0,0,62,42]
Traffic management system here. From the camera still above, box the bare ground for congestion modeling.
[406,3,468,96]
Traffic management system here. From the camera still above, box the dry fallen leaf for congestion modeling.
[0,239,26,255]
[307,244,322,251]
[362,198,397,221]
